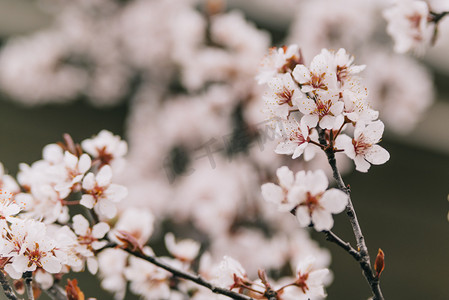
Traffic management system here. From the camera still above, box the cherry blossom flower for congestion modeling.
[0,190,20,222]
[0,163,20,194]
[112,208,155,246]
[383,0,434,54]
[72,214,110,274]
[54,152,92,198]
[80,165,128,218]
[297,92,344,129]
[3,220,62,278]
[336,120,390,172]
[281,256,329,300]
[341,76,379,124]
[264,73,304,119]
[323,48,366,84]
[288,170,348,231]
[257,44,303,84]
[292,51,337,95]
[275,118,318,160]
[164,233,200,263]
[261,166,296,212]
[212,256,248,290]
[124,255,172,300]
[81,130,127,170]
[98,248,129,300]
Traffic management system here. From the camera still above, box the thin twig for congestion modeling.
[118,246,254,300]
[318,129,384,300]
[44,283,67,300]
[0,270,18,300]
[23,271,34,300]
[323,230,361,261]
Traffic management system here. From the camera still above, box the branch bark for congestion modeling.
[44,282,67,300]
[0,270,18,300]
[23,271,34,300]
[117,246,254,300]
[318,129,384,300]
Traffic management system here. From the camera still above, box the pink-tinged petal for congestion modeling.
[273,104,290,119]
[353,122,365,140]
[300,85,315,93]
[106,184,128,202]
[288,186,308,206]
[64,152,78,169]
[333,114,345,129]
[292,143,308,159]
[303,145,316,161]
[364,120,384,144]
[78,154,92,173]
[275,142,297,155]
[72,214,90,236]
[350,65,366,74]
[308,170,328,195]
[329,101,344,116]
[97,200,117,219]
[354,155,370,173]
[80,195,95,209]
[365,145,390,165]
[292,64,311,84]
[96,165,112,187]
[296,256,315,274]
[294,170,307,185]
[92,222,110,239]
[312,209,334,231]
[42,256,62,274]
[301,114,319,128]
[4,203,20,216]
[261,183,284,205]
[310,53,330,74]
[335,134,355,159]
[4,264,22,279]
[320,189,348,213]
[82,173,95,190]
[319,115,336,129]
[297,97,316,115]
[92,241,108,250]
[43,144,63,164]
[87,257,98,274]
[12,255,28,273]
[35,270,54,289]
[308,268,330,286]
[276,166,294,188]
[296,206,311,227]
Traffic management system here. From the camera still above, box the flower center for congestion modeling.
[310,72,328,90]
[353,135,372,155]
[295,272,309,293]
[276,87,295,107]
[315,99,331,117]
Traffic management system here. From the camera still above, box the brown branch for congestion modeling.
[0,270,18,300]
[318,129,384,300]
[114,245,254,300]
[323,230,361,261]
[43,282,67,300]
[23,271,34,300]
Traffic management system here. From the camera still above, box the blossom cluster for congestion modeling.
[262,167,348,231]
[0,131,128,289]
[259,45,390,173]
[0,130,331,300]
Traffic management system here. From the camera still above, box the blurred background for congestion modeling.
[0,0,449,299]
